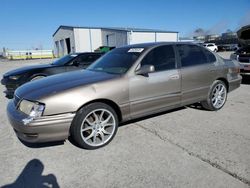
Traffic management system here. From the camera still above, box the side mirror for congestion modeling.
[72,60,79,66]
[136,65,155,76]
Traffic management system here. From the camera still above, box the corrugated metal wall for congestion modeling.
[53,27,75,57]
[53,27,178,56]
[156,33,178,42]
[74,28,102,52]
[129,32,178,44]
[101,29,127,47]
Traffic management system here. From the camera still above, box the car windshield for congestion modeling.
[87,47,143,74]
[52,54,78,65]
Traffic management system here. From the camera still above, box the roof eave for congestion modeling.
[52,25,178,37]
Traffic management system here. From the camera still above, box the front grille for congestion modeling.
[6,84,16,90]
[14,95,21,107]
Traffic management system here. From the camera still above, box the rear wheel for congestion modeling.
[201,80,227,111]
[71,102,118,149]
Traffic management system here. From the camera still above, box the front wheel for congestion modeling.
[71,102,118,149]
[201,80,227,111]
[30,75,46,81]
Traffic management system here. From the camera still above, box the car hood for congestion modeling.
[15,70,120,100]
[4,64,54,77]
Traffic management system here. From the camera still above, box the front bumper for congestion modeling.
[7,100,75,143]
[1,78,20,99]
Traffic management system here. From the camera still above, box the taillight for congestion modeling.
[236,67,240,73]
[229,66,240,74]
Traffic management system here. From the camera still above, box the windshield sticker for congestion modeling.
[128,48,144,53]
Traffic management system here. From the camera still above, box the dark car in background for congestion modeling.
[1,52,104,98]
[230,25,250,75]
[234,46,250,62]
[231,46,250,75]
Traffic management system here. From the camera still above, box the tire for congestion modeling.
[30,75,46,81]
[71,102,118,149]
[201,80,227,111]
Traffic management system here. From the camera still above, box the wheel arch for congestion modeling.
[76,99,123,122]
[30,73,47,80]
[216,77,229,91]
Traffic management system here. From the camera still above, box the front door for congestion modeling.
[129,45,181,118]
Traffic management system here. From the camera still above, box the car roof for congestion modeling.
[118,42,200,50]
[71,52,104,55]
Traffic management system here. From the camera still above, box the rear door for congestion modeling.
[176,44,217,105]
[129,45,181,118]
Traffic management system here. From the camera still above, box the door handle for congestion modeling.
[170,74,179,80]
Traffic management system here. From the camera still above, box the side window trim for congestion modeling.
[173,45,181,69]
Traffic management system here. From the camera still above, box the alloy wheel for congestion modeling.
[211,83,227,109]
[80,109,116,147]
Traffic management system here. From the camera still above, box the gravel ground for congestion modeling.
[0,52,249,188]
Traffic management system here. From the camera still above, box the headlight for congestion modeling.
[9,75,21,80]
[18,99,45,125]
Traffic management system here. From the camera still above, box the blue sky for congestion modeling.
[0,0,249,50]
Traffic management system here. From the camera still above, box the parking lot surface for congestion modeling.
[0,53,249,188]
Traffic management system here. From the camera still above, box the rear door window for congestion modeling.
[203,48,217,63]
[177,44,208,67]
[141,45,176,72]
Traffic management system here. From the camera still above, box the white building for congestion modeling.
[53,25,179,57]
